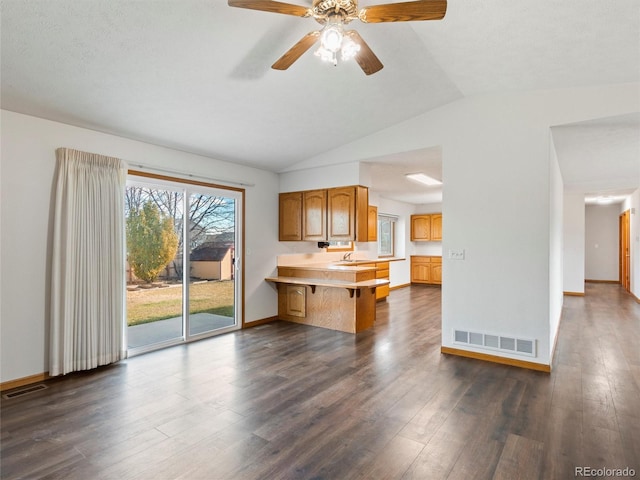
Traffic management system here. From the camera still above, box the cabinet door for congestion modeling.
[368,205,378,242]
[375,261,389,299]
[430,261,442,284]
[303,189,327,241]
[285,285,306,317]
[430,214,442,241]
[279,192,302,241]
[411,258,431,283]
[355,186,369,242]
[328,187,355,241]
[411,215,431,241]
[411,264,430,283]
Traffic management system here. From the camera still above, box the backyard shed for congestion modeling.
[190,243,233,280]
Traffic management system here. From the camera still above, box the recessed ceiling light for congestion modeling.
[584,195,626,205]
[405,173,442,186]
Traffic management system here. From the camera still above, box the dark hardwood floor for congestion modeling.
[1,283,639,479]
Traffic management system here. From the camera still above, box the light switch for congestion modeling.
[449,249,465,260]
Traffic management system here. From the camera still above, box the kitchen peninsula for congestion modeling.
[266,263,389,333]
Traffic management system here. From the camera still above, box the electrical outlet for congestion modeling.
[449,249,465,260]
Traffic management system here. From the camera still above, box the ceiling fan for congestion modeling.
[228,0,447,75]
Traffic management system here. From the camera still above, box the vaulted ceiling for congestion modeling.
[1,0,638,203]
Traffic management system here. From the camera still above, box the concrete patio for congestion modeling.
[127,312,235,349]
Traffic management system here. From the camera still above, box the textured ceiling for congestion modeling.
[552,113,640,196]
[364,146,443,205]
[1,0,639,204]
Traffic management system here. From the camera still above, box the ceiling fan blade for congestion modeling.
[228,0,311,17]
[272,31,321,70]
[359,0,447,23]
[346,31,383,75]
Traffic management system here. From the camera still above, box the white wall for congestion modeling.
[549,138,564,360]
[279,161,361,192]
[632,190,640,299]
[373,194,415,287]
[0,110,281,383]
[563,193,586,293]
[293,83,639,367]
[585,204,621,281]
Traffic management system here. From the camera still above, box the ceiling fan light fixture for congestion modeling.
[314,46,337,64]
[340,35,360,61]
[321,23,343,52]
[228,0,448,74]
[315,22,345,66]
[315,21,361,65]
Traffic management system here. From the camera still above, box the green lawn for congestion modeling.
[126,280,234,326]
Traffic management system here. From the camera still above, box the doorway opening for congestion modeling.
[620,209,630,292]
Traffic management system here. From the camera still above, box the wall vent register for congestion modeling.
[453,329,536,357]
[3,383,48,399]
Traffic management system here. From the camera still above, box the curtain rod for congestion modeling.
[128,162,255,188]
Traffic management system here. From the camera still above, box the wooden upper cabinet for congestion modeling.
[368,205,378,242]
[410,213,442,241]
[430,214,442,241]
[327,186,368,242]
[411,214,432,241]
[327,187,355,241]
[303,189,327,241]
[356,186,368,242]
[279,186,369,242]
[279,192,302,241]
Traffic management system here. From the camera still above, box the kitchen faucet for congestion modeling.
[342,252,352,261]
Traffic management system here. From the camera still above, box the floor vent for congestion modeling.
[453,329,536,357]
[3,383,48,399]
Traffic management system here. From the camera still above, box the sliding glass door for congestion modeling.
[125,176,242,355]
[186,191,237,338]
[125,183,185,350]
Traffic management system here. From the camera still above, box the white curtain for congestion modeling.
[50,148,127,376]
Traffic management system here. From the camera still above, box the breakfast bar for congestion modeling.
[266,264,389,333]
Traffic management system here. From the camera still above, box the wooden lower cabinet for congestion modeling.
[411,258,430,283]
[431,259,442,284]
[358,260,390,300]
[411,256,442,285]
[270,265,382,333]
[284,285,306,317]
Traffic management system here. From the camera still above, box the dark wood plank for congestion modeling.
[493,433,544,480]
[1,283,638,479]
